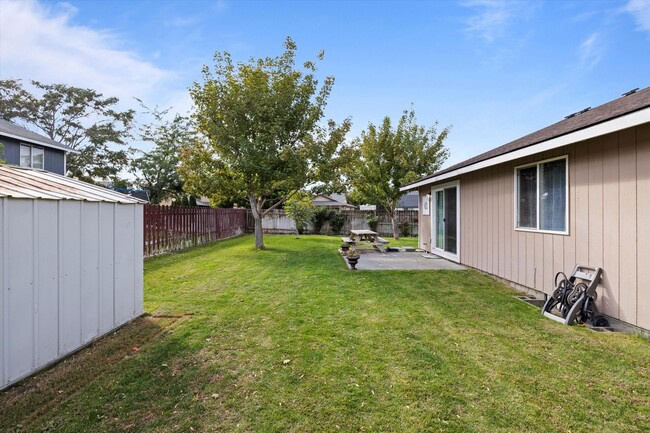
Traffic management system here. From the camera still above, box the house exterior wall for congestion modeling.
[0,136,66,175]
[419,123,650,330]
[418,188,432,251]
[0,199,144,390]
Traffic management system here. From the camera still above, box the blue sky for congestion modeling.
[1,0,649,166]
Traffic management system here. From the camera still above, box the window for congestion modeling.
[515,156,567,234]
[19,144,44,169]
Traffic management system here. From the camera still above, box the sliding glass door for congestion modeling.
[432,183,459,260]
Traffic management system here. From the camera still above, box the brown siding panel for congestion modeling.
[564,144,577,275]
[575,140,590,266]
[588,137,604,270]
[602,133,620,318]
[636,123,650,329]
[619,128,638,326]
[504,167,513,282]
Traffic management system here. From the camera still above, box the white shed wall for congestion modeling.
[1,198,143,390]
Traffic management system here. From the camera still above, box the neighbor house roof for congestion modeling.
[0,118,80,154]
[313,194,356,208]
[402,86,650,191]
[397,191,419,209]
[0,165,145,203]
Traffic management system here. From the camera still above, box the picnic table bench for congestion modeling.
[342,230,389,253]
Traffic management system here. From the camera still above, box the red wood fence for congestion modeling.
[144,205,247,257]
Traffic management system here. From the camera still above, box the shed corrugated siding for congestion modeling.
[420,123,649,329]
[0,199,144,389]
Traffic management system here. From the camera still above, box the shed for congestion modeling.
[0,165,145,390]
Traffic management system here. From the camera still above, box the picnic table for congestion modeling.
[342,229,389,253]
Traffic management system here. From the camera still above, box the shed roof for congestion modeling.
[0,119,79,154]
[0,165,145,203]
[403,86,650,190]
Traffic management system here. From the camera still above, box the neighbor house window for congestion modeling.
[20,144,44,169]
[515,156,567,233]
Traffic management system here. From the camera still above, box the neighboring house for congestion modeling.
[313,194,356,209]
[397,191,419,210]
[402,87,650,331]
[0,118,79,175]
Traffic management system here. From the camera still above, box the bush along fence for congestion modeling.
[246,209,418,237]
[144,205,247,257]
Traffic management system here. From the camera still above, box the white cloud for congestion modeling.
[624,0,650,32]
[0,0,174,110]
[461,0,537,43]
[578,33,603,72]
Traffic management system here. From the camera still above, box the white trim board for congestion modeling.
[402,107,650,191]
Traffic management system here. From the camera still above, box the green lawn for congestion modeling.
[2,235,649,432]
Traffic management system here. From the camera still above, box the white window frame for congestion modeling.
[514,155,569,235]
[431,180,461,262]
[19,143,45,169]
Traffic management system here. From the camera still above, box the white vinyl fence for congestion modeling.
[247,209,419,237]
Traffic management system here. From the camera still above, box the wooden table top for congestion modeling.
[351,229,378,235]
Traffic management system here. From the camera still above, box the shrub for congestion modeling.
[329,212,346,234]
[312,207,333,234]
[366,214,379,232]
[399,219,412,237]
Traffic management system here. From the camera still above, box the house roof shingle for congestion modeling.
[405,86,650,188]
[0,118,79,153]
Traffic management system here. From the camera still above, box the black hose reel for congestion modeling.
[542,265,609,327]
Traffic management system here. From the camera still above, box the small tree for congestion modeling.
[346,109,450,238]
[131,103,193,204]
[182,37,350,248]
[284,191,315,235]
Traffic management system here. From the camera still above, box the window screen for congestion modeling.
[32,147,44,169]
[517,165,537,228]
[20,145,31,167]
[539,158,566,231]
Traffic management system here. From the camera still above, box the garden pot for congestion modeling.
[346,256,359,270]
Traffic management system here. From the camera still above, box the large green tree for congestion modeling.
[131,103,193,204]
[181,37,350,248]
[346,109,450,238]
[0,79,134,182]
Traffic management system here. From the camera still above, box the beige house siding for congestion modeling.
[417,187,431,251]
[420,123,650,329]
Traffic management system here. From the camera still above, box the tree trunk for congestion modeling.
[248,194,265,249]
[391,208,399,239]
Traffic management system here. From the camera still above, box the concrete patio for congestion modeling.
[344,251,467,271]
